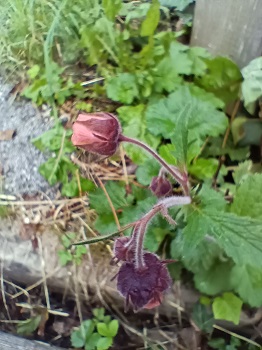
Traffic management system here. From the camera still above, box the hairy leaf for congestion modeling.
[231,173,262,219]
[241,57,262,109]
[146,86,228,161]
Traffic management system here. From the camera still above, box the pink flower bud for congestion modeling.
[71,112,122,156]
[150,176,173,198]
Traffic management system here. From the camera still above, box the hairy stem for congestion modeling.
[119,135,189,195]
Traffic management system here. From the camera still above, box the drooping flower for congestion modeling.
[71,112,122,156]
[112,236,134,263]
[116,252,172,311]
[150,176,173,198]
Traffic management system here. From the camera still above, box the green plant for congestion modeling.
[58,233,87,266]
[22,63,85,106]
[71,308,119,350]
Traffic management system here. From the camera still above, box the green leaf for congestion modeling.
[169,41,192,75]
[212,292,242,325]
[183,186,262,267]
[196,56,242,104]
[102,0,122,21]
[85,333,101,350]
[108,320,119,337]
[208,338,226,350]
[140,0,160,37]
[191,303,214,333]
[27,65,40,79]
[136,159,160,185]
[146,86,228,162]
[188,47,211,76]
[58,250,73,266]
[241,57,262,109]
[189,158,219,180]
[194,261,233,295]
[89,182,130,215]
[97,323,111,337]
[232,160,253,185]
[93,308,105,321]
[17,315,42,336]
[230,265,262,307]
[71,329,86,348]
[231,174,262,219]
[96,336,113,350]
[106,73,139,104]
[152,57,182,93]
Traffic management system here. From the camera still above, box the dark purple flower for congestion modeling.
[150,176,172,198]
[71,112,121,156]
[112,236,134,263]
[116,252,172,311]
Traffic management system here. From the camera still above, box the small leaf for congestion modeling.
[96,336,113,350]
[212,292,242,325]
[108,320,119,337]
[17,315,42,336]
[85,332,101,350]
[71,329,86,348]
[58,250,73,266]
[140,0,160,37]
[97,323,111,337]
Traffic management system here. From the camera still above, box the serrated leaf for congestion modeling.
[189,158,219,180]
[230,265,262,307]
[152,57,182,93]
[169,41,192,75]
[241,57,262,110]
[183,186,262,268]
[188,47,210,76]
[231,174,262,219]
[196,56,242,104]
[146,86,228,162]
[106,73,139,104]
[212,292,242,325]
[232,161,253,185]
[89,182,129,215]
[140,0,160,37]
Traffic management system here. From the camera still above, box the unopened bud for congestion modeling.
[71,112,122,156]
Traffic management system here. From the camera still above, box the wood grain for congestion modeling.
[191,0,262,67]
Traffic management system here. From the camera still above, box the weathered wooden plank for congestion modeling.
[0,331,63,350]
[191,0,262,67]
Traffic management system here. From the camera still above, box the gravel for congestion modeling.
[0,79,54,195]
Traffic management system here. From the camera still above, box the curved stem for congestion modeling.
[119,135,189,195]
